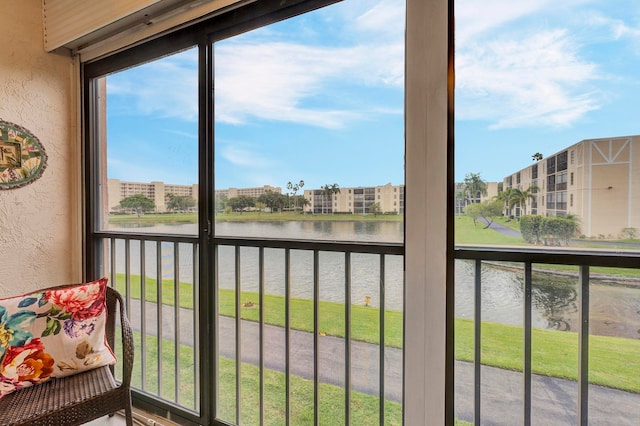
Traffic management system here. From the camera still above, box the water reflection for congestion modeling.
[455,260,640,339]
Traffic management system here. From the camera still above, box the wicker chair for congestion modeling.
[0,286,134,426]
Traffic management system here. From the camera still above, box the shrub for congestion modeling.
[520,214,579,246]
[519,215,542,244]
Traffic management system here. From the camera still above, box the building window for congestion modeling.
[547,156,556,174]
[570,172,574,186]
[547,175,555,191]
[570,193,574,207]
[557,151,568,171]
[556,172,568,191]
[571,150,575,164]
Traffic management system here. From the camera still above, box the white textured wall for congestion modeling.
[0,0,80,296]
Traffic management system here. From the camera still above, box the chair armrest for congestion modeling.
[107,287,134,389]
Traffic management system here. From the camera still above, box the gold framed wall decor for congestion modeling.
[0,119,47,189]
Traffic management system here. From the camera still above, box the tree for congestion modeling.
[321,185,331,214]
[532,152,544,161]
[495,187,520,217]
[119,194,155,217]
[320,183,340,214]
[227,195,255,212]
[286,180,305,211]
[465,200,503,228]
[257,191,287,212]
[296,195,310,211]
[328,183,340,214]
[507,186,539,216]
[368,202,382,216]
[166,195,196,212]
[463,173,487,206]
[215,195,228,212]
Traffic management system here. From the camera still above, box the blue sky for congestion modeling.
[106,0,640,189]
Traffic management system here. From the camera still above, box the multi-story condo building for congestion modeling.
[503,135,640,238]
[214,185,282,199]
[304,183,405,215]
[107,179,198,213]
[109,180,282,213]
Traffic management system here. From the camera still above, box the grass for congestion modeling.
[455,215,525,246]
[108,212,197,225]
[114,273,403,348]
[455,318,640,393]
[108,211,403,226]
[115,273,640,394]
[117,331,403,425]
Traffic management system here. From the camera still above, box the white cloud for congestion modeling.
[355,0,405,38]
[220,145,275,168]
[214,33,403,128]
[581,11,640,43]
[108,50,199,122]
[456,2,604,129]
[456,0,593,44]
[107,1,404,130]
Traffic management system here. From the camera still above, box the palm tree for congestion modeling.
[463,172,487,205]
[495,187,519,217]
[321,184,331,214]
[328,183,340,214]
[509,185,539,216]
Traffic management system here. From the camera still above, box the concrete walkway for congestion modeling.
[480,217,523,238]
[127,300,640,424]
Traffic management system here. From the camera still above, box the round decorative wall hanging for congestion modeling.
[0,119,47,189]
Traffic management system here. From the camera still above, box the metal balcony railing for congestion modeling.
[96,231,404,425]
[454,246,640,426]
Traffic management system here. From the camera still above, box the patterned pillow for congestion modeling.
[0,278,117,399]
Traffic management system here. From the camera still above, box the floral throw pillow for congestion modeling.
[0,278,117,399]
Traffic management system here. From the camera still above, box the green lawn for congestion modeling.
[115,273,640,394]
[117,331,403,425]
[114,273,403,348]
[455,319,640,393]
[108,211,403,226]
[455,215,525,246]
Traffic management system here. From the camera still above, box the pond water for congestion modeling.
[110,220,640,339]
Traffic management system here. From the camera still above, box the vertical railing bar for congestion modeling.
[474,259,482,426]
[214,245,220,417]
[313,250,320,426]
[156,241,163,397]
[578,265,590,426]
[259,247,265,426]
[140,241,147,390]
[174,243,181,404]
[524,262,532,426]
[379,254,386,425]
[285,248,291,426]
[193,243,200,411]
[125,239,131,315]
[345,252,352,426]
[235,245,242,425]
[110,238,116,292]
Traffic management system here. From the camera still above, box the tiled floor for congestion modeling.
[84,414,127,425]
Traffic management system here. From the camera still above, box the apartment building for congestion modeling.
[303,183,405,214]
[214,185,282,200]
[503,135,640,237]
[107,179,198,212]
